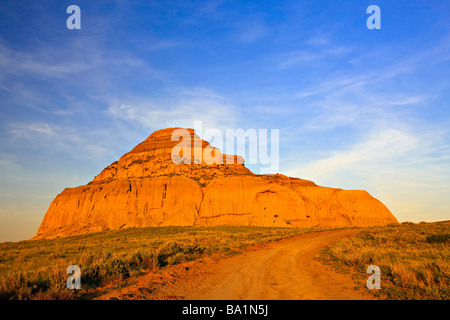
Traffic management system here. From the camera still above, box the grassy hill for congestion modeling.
[0,225,329,300]
[3,221,448,300]
[320,220,450,300]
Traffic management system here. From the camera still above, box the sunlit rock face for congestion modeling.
[34,128,398,239]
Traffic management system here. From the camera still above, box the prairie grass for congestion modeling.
[320,221,450,300]
[0,225,329,300]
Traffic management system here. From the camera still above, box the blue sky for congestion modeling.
[1,1,449,241]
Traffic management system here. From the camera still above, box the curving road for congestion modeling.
[185,228,372,300]
[96,229,373,300]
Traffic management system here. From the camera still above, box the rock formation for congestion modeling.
[33,128,398,239]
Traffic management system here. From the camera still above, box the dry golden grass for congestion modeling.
[0,225,331,300]
[320,221,450,300]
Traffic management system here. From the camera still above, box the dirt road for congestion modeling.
[186,228,370,300]
[95,228,373,300]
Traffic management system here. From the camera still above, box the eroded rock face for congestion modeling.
[33,128,398,239]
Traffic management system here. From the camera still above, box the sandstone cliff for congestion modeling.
[34,128,398,239]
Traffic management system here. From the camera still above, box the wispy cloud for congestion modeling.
[278,46,351,69]
[0,36,155,90]
[286,39,450,135]
[146,39,181,51]
[298,90,428,133]
[9,122,55,137]
[2,84,75,115]
[6,122,117,161]
[107,87,239,131]
[0,39,90,79]
[286,121,450,222]
[278,34,450,222]
[304,35,331,46]
[288,126,422,179]
[295,36,450,100]
[239,24,267,43]
[0,159,19,169]
[234,15,268,43]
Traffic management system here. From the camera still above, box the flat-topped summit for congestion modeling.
[34,128,398,239]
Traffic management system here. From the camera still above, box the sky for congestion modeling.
[0,0,449,242]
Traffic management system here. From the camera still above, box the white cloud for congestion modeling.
[278,46,351,69]
[146,39,181,51]
[239,24,267,43]
[292,38,450,101]
[9,122,55,137]
[233,15,267,43]
[285,123,450,223]
[0,159,19,169]
[279,37,450,223]
[304,35,331,46]
[0,36,153,88]
[0,40,91,78]
[288,126,421,179]
[6,122,116,161]
[107,87,239,131]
